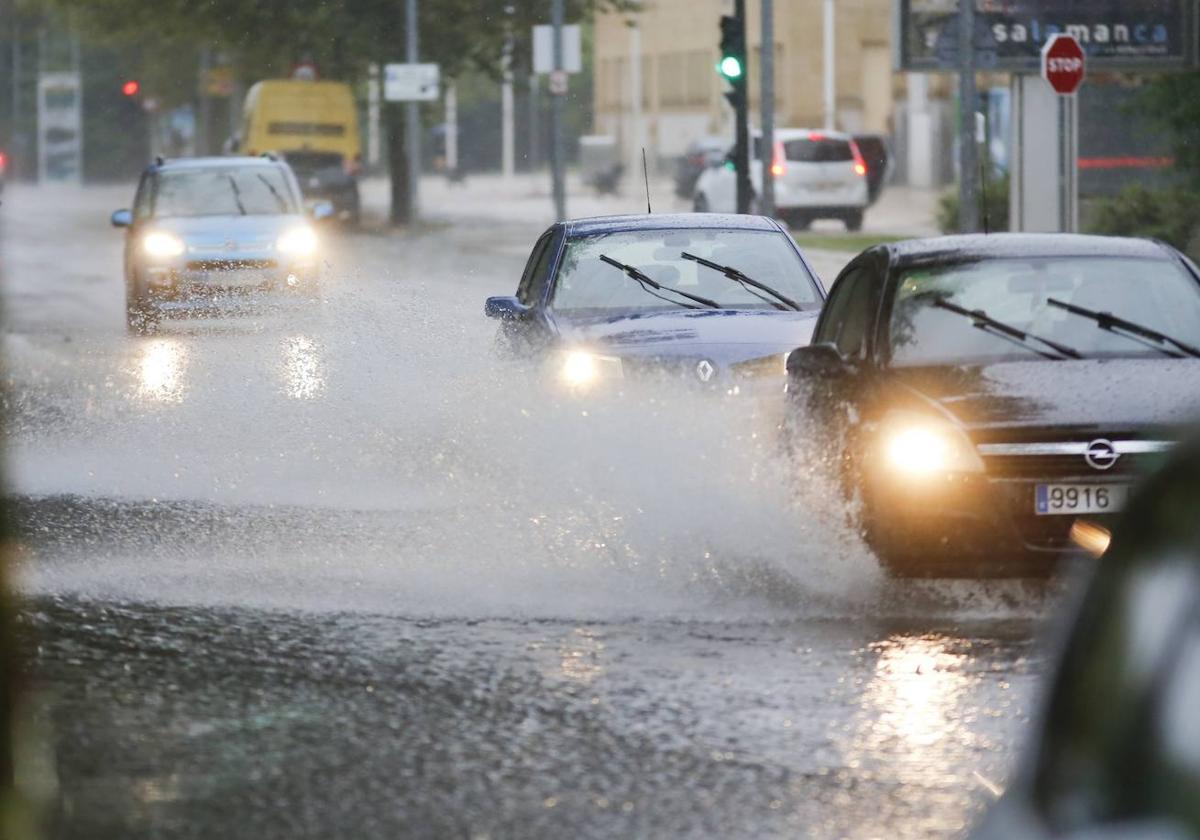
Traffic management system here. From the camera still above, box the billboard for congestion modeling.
[897,0,1198,71]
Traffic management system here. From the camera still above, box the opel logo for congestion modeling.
[1084,439,1119,471]
[696,359,715,382]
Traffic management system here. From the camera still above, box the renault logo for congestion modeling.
[1084,439,1119,471]
[696,359,715,382]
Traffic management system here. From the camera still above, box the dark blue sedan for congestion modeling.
[485,213,826,390]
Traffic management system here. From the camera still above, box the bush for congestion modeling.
[937,172,1010,234]
[1087,185,1200,260]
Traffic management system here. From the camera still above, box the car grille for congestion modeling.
[186,259,277,272]
[981,451,1161,479]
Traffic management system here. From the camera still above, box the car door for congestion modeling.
[806,258,885,434]
[126,171,155,284]
[499,229,558,353]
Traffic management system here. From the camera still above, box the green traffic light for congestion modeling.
[718,55,743,79]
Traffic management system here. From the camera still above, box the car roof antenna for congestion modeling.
[642,147,652,214]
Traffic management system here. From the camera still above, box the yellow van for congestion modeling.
[238,80,362,221]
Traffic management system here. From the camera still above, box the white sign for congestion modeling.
[548,70,569,96]
[384,63,440,102]
[532,25,582,74]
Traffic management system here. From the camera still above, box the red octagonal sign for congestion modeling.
[1042,34,1086,96]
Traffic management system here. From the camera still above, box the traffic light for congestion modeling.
[122,80,140,97]
[718,15,744,82]
[718,3,751,214]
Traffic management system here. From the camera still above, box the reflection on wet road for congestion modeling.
[4,185,1055,839]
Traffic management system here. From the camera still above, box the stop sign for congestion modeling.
[1042,34,1086,95]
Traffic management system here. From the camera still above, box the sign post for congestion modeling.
[1042,34,1084,232]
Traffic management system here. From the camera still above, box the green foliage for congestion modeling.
[1133,70,1200,188]
[1087,185,1200,259]
[937,171,1010,234]
[50,0,640,89]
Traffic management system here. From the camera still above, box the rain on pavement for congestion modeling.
[5,181,1059,839]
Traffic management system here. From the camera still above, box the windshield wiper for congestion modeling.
[598,254,722,310]
[226,175,247,215]
[933,298,1083,361]
[1048,297,1200,359]
[255,173,289,212]
[680,251,801,311]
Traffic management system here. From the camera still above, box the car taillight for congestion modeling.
[0,151,7,172]
[770,141,785,177]
[850,140,868,177]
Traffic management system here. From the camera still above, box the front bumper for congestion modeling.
[140,257,318,300]
[860,468,1136,576]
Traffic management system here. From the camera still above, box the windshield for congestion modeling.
[551,229,821,314]
[152,168,298,217]
[888,257,1200,366]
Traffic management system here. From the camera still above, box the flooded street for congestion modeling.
[5,183,1055,839]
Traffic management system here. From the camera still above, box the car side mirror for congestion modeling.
[309,201,335,221]
[485,295,530,321]
[111,209,133,228]
[786,343,856,378]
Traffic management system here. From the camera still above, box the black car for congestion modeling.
[673,137,727,199]
[485,213,826,391]
[850,133,891,206]
[972,433,1200,839]
[785,233,1200,577]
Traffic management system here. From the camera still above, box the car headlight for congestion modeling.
[559,349,623,389]
[879,410,983,476]
[142,231,186,259]
[276,226,318,257]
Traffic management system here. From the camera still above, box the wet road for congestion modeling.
[4,184,1057,838]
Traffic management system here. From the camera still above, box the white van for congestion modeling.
[692,129,870,230]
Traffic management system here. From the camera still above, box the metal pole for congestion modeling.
[733,0,751,214]
[446,83,458,172]
[957,0,980,232]
[760,0,775,217]
[628,19,642,191]
[198,46,212,156]
[822,0,835,130]
[406,0,420,222]
[11,19,20,172]
[501,39,514,179]
[550,0,566,220]
[367,63,381,167]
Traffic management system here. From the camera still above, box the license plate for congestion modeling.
[1035,483,1129,516]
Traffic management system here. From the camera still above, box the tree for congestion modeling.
[50,0,639,222]
[1135,70,1200,189]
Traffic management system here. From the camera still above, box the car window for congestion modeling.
[151,167,299,217]
[784,137,854,163]
[551,228,822,313]
[816,266,877,359]
[517,232,555,305]
[887,257,1200,366]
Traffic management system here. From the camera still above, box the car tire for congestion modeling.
[844,210,864,232]
[784,211,811,231]
[692,193,709,213]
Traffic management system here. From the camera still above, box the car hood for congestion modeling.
[889,358,1200,434]
[554,309,819,365]
[149,214,307,246]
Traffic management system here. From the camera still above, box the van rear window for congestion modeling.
[783,138,853,163]
[267,121,346,137]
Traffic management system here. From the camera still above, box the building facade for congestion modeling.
[593,0,898,168]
